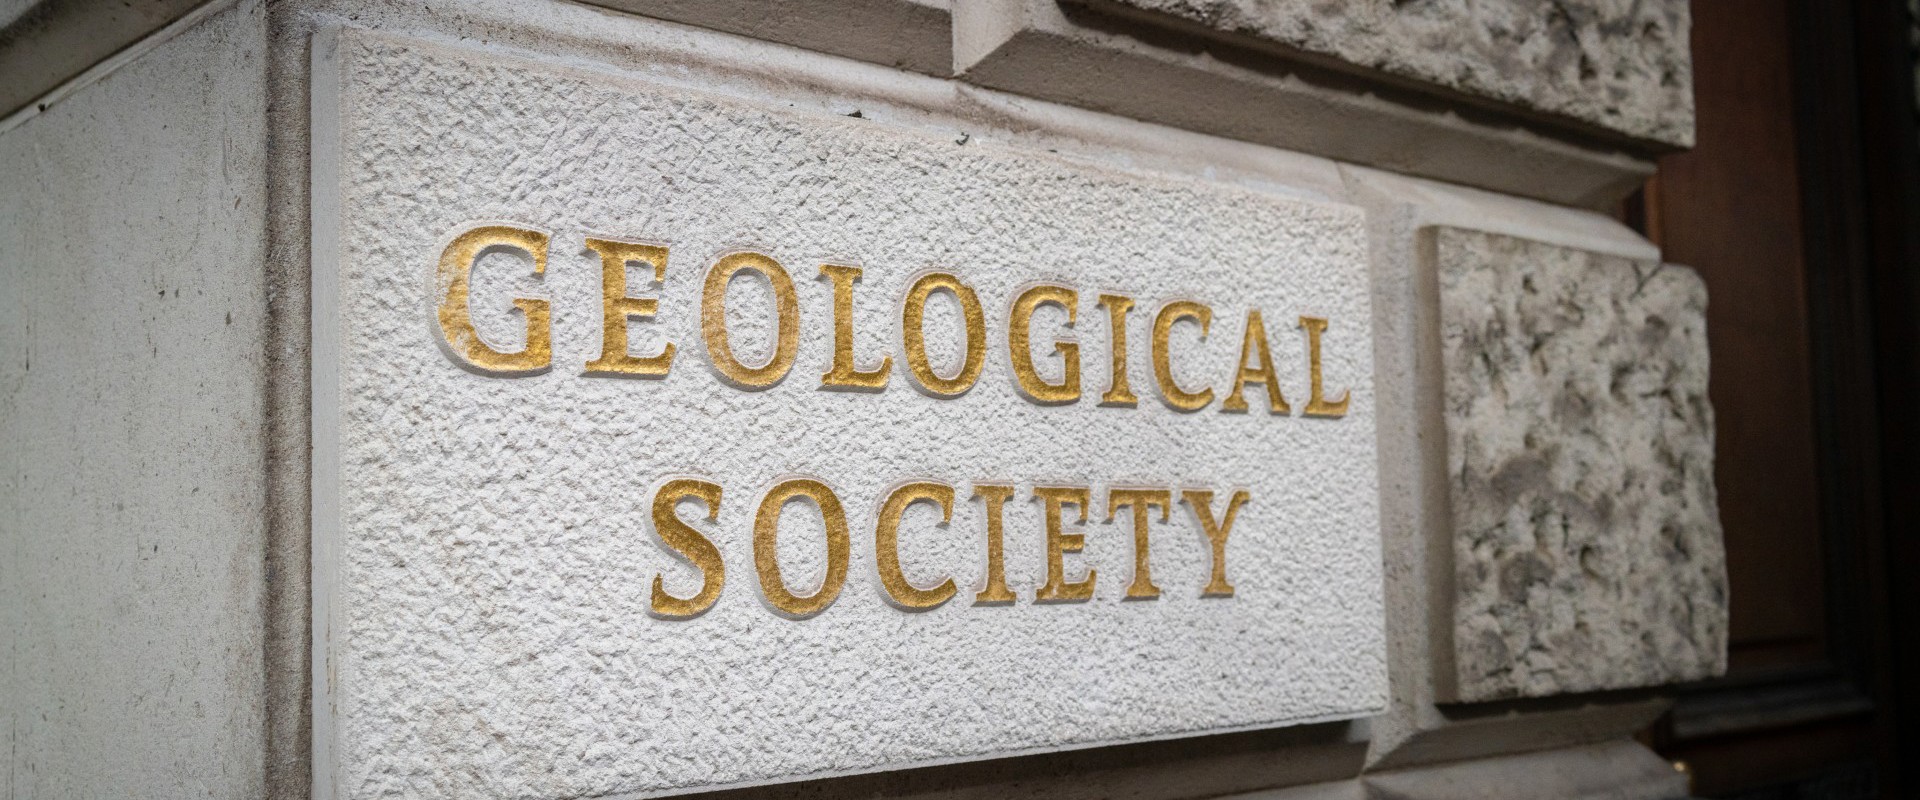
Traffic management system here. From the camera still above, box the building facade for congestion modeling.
[2,1,1914,798]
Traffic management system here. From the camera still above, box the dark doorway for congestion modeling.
[1632,1,1920,797]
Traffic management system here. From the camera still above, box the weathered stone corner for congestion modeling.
[1434,227,1727,703]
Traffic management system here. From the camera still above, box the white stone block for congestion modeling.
[312,28,1388,799]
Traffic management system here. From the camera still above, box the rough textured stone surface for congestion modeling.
[1435,227,1725,702]
[1093,0,1694,147]
[1341,167,1678,770]
[0,2,269,797]
[316,29,1385,799]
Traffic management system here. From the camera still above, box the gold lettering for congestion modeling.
[1033,485,1095,602]
[1151,300,1214,412]
[1182,489,1248,597]
[875,481,958,610]
[818,264,891,391]
[901,272,987,396]
[435,224,551,374]
[583,237,674,377]
[1299,316,1351,418]
[1106,488,1170,600]
[1008,284,1081,405]
[753,477,850,618]
[649,478,724,618]
[1221,310,1290,414]
[1096,294,1138,407]
[701,252,800,390]
[971,483,1018,605]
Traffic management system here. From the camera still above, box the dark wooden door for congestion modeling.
[1637,1,1920,797]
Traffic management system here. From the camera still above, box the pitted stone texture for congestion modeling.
[1435,228,1725,702]
[318,30,1385,799]
[1093,0,1693,147]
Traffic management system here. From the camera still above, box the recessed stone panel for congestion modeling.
[1434,227,1725,703]
[312,28,1387,799]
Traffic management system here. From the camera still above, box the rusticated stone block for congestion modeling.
[1092,0,1694,147]
[1434,227,1726,702]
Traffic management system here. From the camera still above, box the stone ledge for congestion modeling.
[0,0,213,121]
[1084,0,1694,149]
[582,0,954,77]
[1361,739,1689,800]
[954,0,1656,209]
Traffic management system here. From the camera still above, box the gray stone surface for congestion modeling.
[1362,739,1687,800]
[0,1,270,797]
[0,0,35,29]
[1341,166,1679,771]
[1436,227,1725,702]
[1091,0,1693,147]
[588,0,954,76]
[0,0,211,118]
[953,0,1657,210]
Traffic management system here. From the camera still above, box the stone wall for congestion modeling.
[0,1,1721,798]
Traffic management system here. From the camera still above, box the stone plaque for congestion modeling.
[311,30,1385,799]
